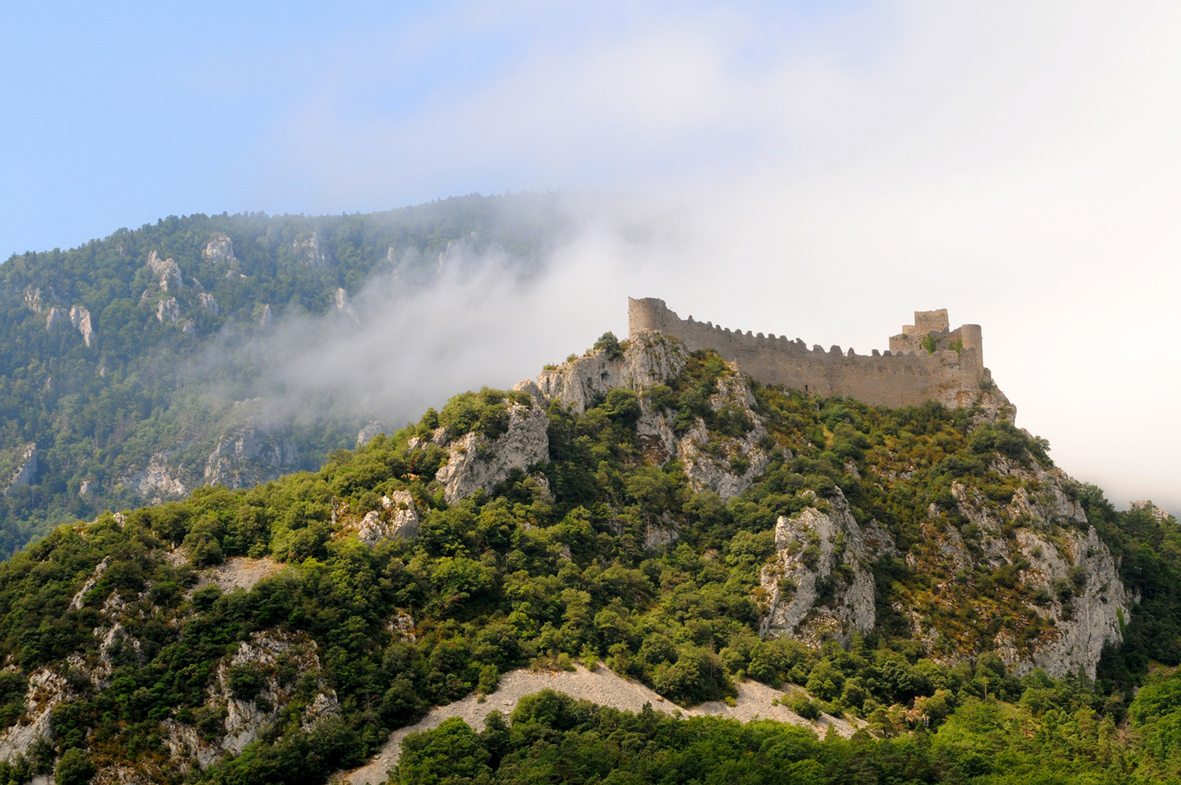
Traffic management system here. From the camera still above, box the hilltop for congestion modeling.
[0,328,1177,784]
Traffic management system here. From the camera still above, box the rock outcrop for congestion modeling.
[886,455,1134,679]
[146,250,183,290]
[432,403,550,504]
[760,490,893,646]
[294,232,326,267]
[125,453,187,500]
[157,630,339,772]
[45,306,70,332]
[354,491,422,546]
[529,334,771,501]
[198,292,220,314]
[1128,499,1173,522]
[204,418,300,490]
[0,668,70,764]
[333,287,359,322]
[47,305,98,346]
[4,444,37,496]
[356,421,386,447]
[203,233,236,263]
[69,306,96,346]
[157,297,180,323]
[533,333,686,415]
[213,631,338,755]
[23,286,44,313]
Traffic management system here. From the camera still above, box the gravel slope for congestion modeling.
[345,665,865,785]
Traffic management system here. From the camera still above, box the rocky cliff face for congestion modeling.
[351,491,423,546]
[528,334,771,501]
[942,457,1133,678]
[203,233,236,264]
[430,403,550,504]
[4,444,37,496]
[69,306,96,347]
[760,490,893,647]
[146,250,184,290]
[204,418,300,490]
[532,333,687,414]
[294,232,327,267]
[124,453,188,502]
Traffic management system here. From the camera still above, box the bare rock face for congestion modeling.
[204,418,300,490]
[23,286,44,313]
[294,232,327,267]
[125,453,187,501]
[45,306,71,331]
[530,336,769,500]
[533,332,688,414]
[200,631,339,758]
[760,490,893,647]
[334,287,359,323]
[922,456,1133,679]
[203,233,236,263]
[672,373,771,499]
[0,668,70,764]
[198,292,220,314]
[433,402,550,504]
[354,491,422,546]
[1128,499,1173,522]
[1010,526,1131,678]
[69,306,96,346]
[146,250,183,290]
[356,421,386,447]
[4,443,37,495]
[157,297,180,323]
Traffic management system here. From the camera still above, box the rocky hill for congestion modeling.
[0,330,1177,784]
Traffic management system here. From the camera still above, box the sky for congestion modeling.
[3,1,1180,512]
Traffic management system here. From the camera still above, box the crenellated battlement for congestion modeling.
[628,297,993,409]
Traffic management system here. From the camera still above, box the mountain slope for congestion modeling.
[0,331,1176,783]
[0,194,577,556]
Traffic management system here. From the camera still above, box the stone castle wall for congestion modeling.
[628,298,990,409]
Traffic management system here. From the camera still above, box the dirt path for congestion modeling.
[345,665,864,785]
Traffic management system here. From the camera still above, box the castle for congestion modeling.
[628,297,995,409]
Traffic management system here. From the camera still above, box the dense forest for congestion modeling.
[0,194,579,556]
[0,331,1175,784]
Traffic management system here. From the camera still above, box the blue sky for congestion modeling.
[4,2,1181,510]
[1,1,881,255]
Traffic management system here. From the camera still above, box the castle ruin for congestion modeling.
[628,297,995,409]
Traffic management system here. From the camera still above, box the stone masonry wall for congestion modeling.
[628,297,990,409]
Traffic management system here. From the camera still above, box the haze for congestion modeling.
[3,2,1179,512]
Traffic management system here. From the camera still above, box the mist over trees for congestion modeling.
[0,194,580,556]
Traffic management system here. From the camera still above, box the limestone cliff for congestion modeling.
[528,333,771,500]
[204,418,300,490]
[4,444,37,496]
[146,250,184,290]
[123,452,188,501]
[759,490,893,647]
[531,332,687,415]
[942,457,1133,678]
[202,233,236,264]
[427,402,550,504]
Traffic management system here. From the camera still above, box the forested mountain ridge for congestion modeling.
[0,194,576,556]
[0,331,1177,784]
